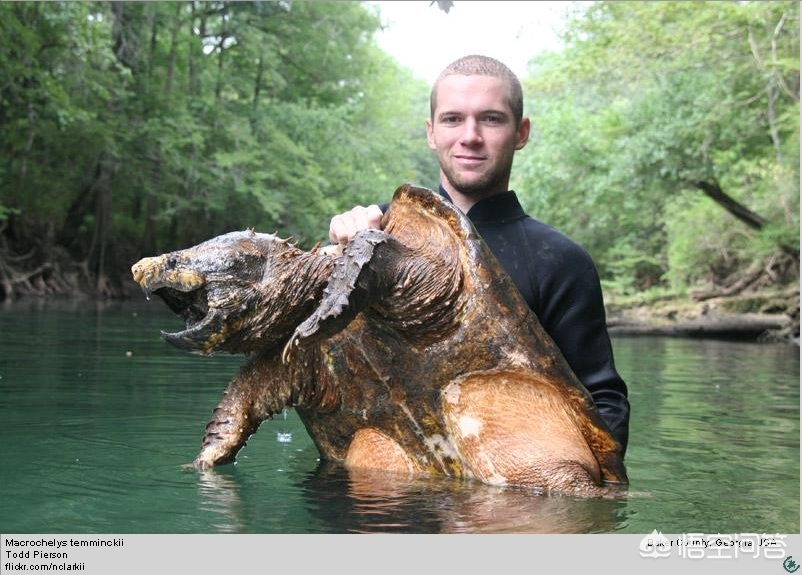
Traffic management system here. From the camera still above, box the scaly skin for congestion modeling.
[133,184,628,496]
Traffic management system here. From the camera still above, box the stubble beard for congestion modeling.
[442,158,511,197]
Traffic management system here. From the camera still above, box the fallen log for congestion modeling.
[608,310,792,341]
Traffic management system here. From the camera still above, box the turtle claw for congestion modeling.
[281,336,300,364]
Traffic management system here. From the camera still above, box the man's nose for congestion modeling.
[459,118,482,144]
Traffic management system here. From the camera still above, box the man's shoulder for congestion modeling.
[519,216,593,261]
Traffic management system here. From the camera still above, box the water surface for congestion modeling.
[0,300,798,533]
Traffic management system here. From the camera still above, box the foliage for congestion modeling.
[519,0,799,295]
[0,1,431,297]
[0,1,798,301]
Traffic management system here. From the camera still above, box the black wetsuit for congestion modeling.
[452,189,630,455]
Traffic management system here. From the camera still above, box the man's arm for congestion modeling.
[538,256,630,456]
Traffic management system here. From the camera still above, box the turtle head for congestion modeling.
[132,230,318,355]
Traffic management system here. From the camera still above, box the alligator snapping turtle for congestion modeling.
[131,184,628,496]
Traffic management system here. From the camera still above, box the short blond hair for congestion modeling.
[430,54,524,125]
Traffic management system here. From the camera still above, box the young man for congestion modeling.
[329,55,630,456]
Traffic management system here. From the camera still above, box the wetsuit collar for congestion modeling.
[438,186,526,223]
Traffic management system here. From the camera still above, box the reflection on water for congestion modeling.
[191,456,632,534]
[302,463,630,534]
[0,300,798,534]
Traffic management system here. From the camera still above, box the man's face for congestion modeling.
[426,74,530,199]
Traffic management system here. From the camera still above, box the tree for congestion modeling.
[0,1,432,299]
[520,1,799,295]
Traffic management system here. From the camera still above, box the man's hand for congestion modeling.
[328,204,383,245]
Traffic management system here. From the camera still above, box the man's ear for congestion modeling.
[426,118,437,150]
[515,117,531,150]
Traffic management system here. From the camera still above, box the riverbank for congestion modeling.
[605,287,800,345]
[3,282,799,346]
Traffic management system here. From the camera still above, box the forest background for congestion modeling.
[0,1,798,339]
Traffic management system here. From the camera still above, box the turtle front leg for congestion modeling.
[192,355,289,470]
[193,390,262,471]
[283,229,404,361]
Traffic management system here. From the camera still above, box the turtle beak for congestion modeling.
[132,255,220,354]
[131,256,207,293]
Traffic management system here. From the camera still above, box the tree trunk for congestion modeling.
[695,178,799,260]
